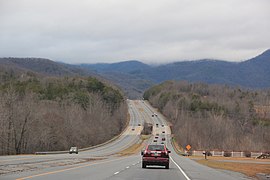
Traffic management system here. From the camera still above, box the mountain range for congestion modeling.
[80,49,270,98]
[0,57,95,77]
[1,49,270,98]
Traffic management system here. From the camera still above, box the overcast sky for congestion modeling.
[0,0,270,64]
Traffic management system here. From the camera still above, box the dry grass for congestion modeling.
[117,135,151,156]
[191,156,270,162]
[139,108,144,112]
[196,158,270,178]
[171,137,184,152]
[141,135,151,140]
[117,143,144,156]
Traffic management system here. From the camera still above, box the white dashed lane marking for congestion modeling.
[112,161,140,176]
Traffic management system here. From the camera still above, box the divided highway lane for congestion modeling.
[1,100,249,180]
[0,100,144,180]
[136,100,249,180]
[80,100,145,156]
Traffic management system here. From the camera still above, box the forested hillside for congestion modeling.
[0,57,95,77]
[82,49,270,98]
[144,81,270,151]
[0,71,127,155]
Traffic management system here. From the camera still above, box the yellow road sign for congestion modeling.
[186,144,191,151]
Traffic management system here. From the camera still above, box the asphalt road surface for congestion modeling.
[0,100,249,180]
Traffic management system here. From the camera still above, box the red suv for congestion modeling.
[141,144,171,169]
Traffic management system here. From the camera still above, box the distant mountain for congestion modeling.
[0,57,95,77]
[237,49,270,87]
[0,58,123,99]
[80,60,151,74]
[144,60,237,84]
[81,49,270,98]
[79,61,153,98]
[1,49,269,99]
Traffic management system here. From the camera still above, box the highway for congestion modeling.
[0,100,248,180]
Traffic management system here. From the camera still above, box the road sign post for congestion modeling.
[186,144,191,156]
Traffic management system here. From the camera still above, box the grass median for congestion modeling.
[117,135,151,156]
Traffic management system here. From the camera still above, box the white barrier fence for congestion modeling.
[184,150,264,158]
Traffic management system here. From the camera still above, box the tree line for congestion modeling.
[144,81,270,152]
[0,71,127,155]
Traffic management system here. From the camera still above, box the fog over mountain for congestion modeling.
[1,49,270,98]
[81,49,270,98]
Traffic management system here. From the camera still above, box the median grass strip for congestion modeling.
[117,135,151,156]
[195,157,270,178]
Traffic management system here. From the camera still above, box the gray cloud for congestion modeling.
[0,0,270,64]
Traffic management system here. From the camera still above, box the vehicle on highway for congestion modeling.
[152,114,154,117]
[155,136,158,139]
[132,128,135,131]
[162,131,165,133]
[69,147,78,154]
[162,124,164,127]
[153,139,157,142]
[141,144,171,169]
[138,123,141,126]
[162,137,166,141]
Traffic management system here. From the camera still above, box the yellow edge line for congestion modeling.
[15,101,141,179]
[16,156,129,180]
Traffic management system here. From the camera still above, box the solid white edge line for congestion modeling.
[170,157,191,180]
[114,171,119,175]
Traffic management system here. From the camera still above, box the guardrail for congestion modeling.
[35,150,69,155]
[36,109,131,155]
[35,131,126,155]
[36,130,129,155]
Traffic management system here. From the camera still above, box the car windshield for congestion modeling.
[148,145,164,151]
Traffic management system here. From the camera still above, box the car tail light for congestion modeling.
[143,150,151,157]
[161,151,169,158]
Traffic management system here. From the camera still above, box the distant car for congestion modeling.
[162,131,165,133]
[152,114,154,117]
[141,144,171,169]
[138,123,141,126]
[161,142,164,144]
[156,123,159,126]
[156,133,159,136]
[132,128,135,131]
[162,125,164,127]
[153,139,157,142]
[69,147,78,154]
[162,137,166,141]
[155,136,159,139]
